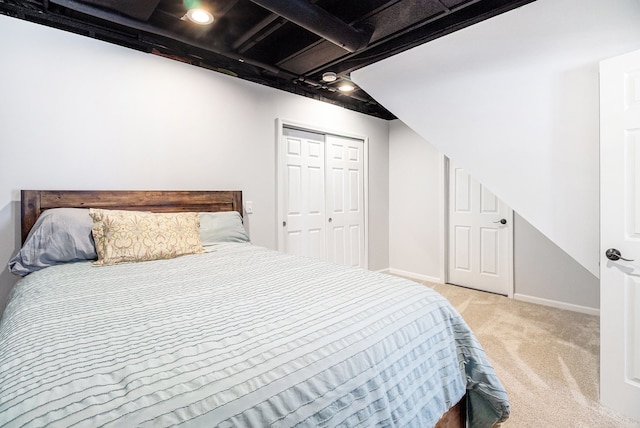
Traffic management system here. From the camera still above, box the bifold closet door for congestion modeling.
[282,128,326,259]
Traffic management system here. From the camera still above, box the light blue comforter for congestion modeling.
[0,243,509,427]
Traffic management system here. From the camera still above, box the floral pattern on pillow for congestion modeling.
[89,209,204,266]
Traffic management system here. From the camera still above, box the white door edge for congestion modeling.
[506,209,515,299]
[275,118,286,252]
[438,153,448,285]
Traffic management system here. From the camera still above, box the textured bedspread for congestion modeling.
[0,243,509,427]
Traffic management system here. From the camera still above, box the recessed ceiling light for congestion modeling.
[322,72,337,82]
[184,8,214,25]
[338,83,355,92]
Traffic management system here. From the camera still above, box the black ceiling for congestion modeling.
[0,0,535,119]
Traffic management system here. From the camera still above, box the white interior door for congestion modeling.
[281,128,326,259]
[599,48,640,422]
[448,160,513,295]
[325,135,366,268]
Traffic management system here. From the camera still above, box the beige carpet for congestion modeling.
[415,280,640,427]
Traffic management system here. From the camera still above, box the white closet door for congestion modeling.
[282,128,326,259]
[325,135,365,268]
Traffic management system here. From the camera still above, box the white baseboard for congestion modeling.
[384,268,443,284]
[514,293,599,316]
[372,272,598,315]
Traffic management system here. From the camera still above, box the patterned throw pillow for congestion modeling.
[89,209,204,266]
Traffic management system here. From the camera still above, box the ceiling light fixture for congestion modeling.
[184,8,214,25]
[338,83,355,92]
[322,72,337,82]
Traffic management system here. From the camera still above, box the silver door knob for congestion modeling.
[605,248,634,262]
[494,219,507,225]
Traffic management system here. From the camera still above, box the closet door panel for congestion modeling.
[282,129,326,258]
[326,135,365,268]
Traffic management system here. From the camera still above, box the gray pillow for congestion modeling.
[199,211,250,246]
[9,208,97,276]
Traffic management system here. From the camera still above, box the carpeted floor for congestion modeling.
[416,280,640,427]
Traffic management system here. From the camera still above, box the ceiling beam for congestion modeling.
[248,0,373,53]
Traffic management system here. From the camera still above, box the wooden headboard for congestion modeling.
[21,190,243,243]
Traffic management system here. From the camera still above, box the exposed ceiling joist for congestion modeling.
[249,0,374,53]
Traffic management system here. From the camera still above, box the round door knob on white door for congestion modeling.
[494,219,507,225]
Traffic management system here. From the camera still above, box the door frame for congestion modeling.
[439,154,514,297]
[275,118,369,268]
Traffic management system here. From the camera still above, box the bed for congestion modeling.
[0,190,509,427]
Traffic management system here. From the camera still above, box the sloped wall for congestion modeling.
[353,0,640,278]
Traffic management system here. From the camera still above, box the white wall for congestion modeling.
[388,121,442,281]
[388,120,599,311]
[0,15,389,313]
[513,213,599,311]
[353,0,640,279]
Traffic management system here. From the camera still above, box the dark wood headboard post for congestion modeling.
[21,190,243,244]
[232,192,242,216]
[21,190,41,243]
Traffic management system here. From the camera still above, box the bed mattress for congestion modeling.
[0,243,508,427]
